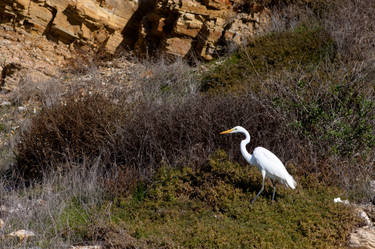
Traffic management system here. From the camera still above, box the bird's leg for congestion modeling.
[251,170,266,204]
[271,179,276,202]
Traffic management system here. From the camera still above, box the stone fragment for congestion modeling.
[202,0,231,10]
[8,229,35,241]
[71,246,103,249]
[349,226,375,249]
[165,37,193,57]
[175,13,203,37]
[0,218,4,229]
[105,32,124,54]
[355,207,373,227]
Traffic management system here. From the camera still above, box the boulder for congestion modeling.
[7,229,35,241]
[70,246,103,249]
[0,218,4,229]
[349,226,375,249]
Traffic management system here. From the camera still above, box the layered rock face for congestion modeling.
[132,0,270,60]
[0,0,270,60]
[0,0,138,53]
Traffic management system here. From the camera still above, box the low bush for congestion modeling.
[200,25,336,92]
[15,94,124,179]
[106,151,359,249]
[0,164,106,249]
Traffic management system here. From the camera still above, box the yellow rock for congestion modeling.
[8,229,35,241]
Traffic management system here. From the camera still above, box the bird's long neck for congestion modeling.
[240,130,253,163]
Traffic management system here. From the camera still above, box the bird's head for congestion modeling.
[220,126,245,134]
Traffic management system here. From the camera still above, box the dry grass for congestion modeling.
[0,161,106,248]
[323,0,375,62]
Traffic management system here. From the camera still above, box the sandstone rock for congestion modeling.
[1,0,271,59]
[0,205,7,213]
[0,25,73,96]
[1,0,138,53]
[355,207,373,227]
[50,10,80,44]
[203,0,231,10]
[134,0,270,60]
[21,1,53,34]
[0,101,11,106]
[349,226,375,249]
[224,10,271,48]
[104,31,123,54]
[8,229,35,241]
[175,13,203,38]
[71,246,103,249]
[165,37,193,57]
[0,218,4,229]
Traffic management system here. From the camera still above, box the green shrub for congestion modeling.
[291,80,375,156]
[107,151,359,249]
[201,25,336,92]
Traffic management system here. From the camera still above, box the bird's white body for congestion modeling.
[221,126,296,202]
[248,147,296,189]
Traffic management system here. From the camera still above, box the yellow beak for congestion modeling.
[220,128,234,134]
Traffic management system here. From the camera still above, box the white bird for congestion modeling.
[220,126,296,203]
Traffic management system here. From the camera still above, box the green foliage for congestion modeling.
[292,81,375,156]
[58,197,92,240]
[201,25,336,92]
[133,182,147,202]
[56,196,106,243]
[0,123,6,132]
[109,151,358,249]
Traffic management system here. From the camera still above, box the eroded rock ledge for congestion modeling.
[0,0,270,60]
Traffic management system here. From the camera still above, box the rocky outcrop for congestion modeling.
[0,26,72,93]
[132,0,271,60]
[0,0,270,60]
[349,226,375,249]
[0,0,138,53]
[334,199,375,249]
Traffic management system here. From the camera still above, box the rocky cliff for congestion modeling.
[0,0,270,60]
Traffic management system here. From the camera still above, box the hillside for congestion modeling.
[1,0,375,248]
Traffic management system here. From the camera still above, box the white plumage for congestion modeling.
[220,126,296,203]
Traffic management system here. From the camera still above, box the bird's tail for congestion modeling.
[286,174,297,189]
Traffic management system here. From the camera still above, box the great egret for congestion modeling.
[220,126,296,203]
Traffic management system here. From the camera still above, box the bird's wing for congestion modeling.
[252,147,291,180]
